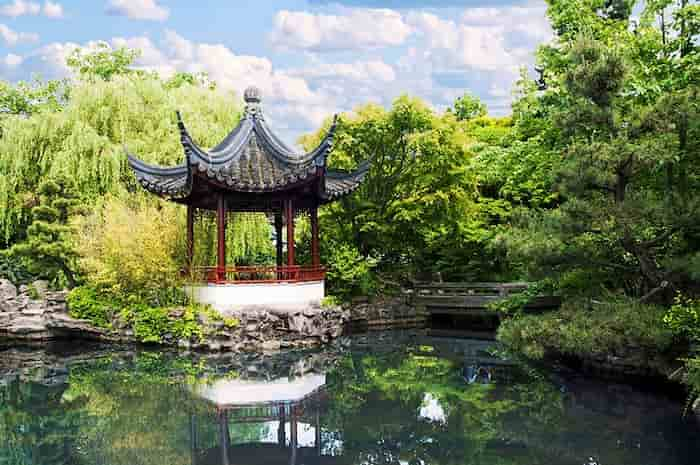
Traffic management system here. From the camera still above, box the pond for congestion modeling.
[1,331,699,465]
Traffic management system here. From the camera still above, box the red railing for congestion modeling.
[191,265,325,284]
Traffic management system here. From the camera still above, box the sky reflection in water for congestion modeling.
[1,332,699,465]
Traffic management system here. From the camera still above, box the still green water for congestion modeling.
[1,332,699,465]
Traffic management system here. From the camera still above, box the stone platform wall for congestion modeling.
[0,279,349,352]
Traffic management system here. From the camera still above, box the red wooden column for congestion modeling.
[217,194,226,282]
[186,205,194,276]
[274,212,284,268]
[310,205,320,268]
[290,406,298,464]
[219,410,230,465]
[277,406,286,446]
[285,199,295,270]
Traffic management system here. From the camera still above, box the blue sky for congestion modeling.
[0,0,552,143]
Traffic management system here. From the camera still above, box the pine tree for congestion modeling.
[11,178,83,287]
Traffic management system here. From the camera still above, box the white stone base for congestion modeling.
[185,280,325,312]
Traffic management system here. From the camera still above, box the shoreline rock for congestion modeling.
[346,295,427,331]
[0,278,350,352]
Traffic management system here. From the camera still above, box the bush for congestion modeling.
[663,294,700,344]
[73,195,186,306]
[68,284,236,344]
[497,299,675,360]
[67,286,115,328]
[324,242,377,300]
[119,305,192,344]
[688,357,700,396]
[0,249,33,284]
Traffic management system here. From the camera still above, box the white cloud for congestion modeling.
[0,0,63,18]
[163,29,193,61]
[0,0,40,17]
[395,1,551,115]
[270,8,413,52]
[105,0,169,22]
[42,1,63,18]
[407,12,519,72]
[287,60,396,83]
[0,23,39,45]
[3,53,23,67]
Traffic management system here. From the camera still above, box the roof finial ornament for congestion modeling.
[243,86,263,119]
[244,86,262,103]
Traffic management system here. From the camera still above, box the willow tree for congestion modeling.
[0,47,275,286]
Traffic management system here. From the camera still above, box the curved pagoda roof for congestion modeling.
[127,86,369,209]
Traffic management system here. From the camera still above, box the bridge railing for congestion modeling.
[411,282,560,313]
[413,282,529,297]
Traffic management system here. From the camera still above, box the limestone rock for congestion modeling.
[3,315,50,339]
[46,291,67,304]
[45,313,113,341]
[262,340,281,352]
[693,398,700,421]
[0,312,12,326]
[22,301,46,316]
[0,279,17,304]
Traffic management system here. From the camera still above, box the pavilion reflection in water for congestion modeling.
[190,373,340,465]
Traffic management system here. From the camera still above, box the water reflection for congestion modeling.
[1,334,699,465]
[191,373,327,465]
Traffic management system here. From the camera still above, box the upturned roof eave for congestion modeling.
[321,159,371,201]
[126,150,188,176]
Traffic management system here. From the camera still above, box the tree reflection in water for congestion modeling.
[1,334,699,465]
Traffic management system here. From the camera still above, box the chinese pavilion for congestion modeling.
[127,86,369,309]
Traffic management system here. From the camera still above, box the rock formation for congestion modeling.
[0,278,349,351]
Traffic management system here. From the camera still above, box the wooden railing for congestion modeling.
[414,282,529,297]
[191,265,325,284]
[412,282,560,314]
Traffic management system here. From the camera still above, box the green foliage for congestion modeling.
[663,294,700,343]
[66,41,140,81]
[499,0,700,308]
[450,92,487,120]
[0,249,33,284]
[67,285,114,328]
[10,177,83,287]
[687,357,700,396]
[488,279,558,316]
[120,306,181,344]
[68,283,232,344]
[321,295,342,308]
[222,316,239,329]
[497,299,675,360]
[301,95,515,289]
[73,195,186,305]
[324,241,377,299]
[0,78,66,118]
[0,57,240,248]
[193,212,274,268]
